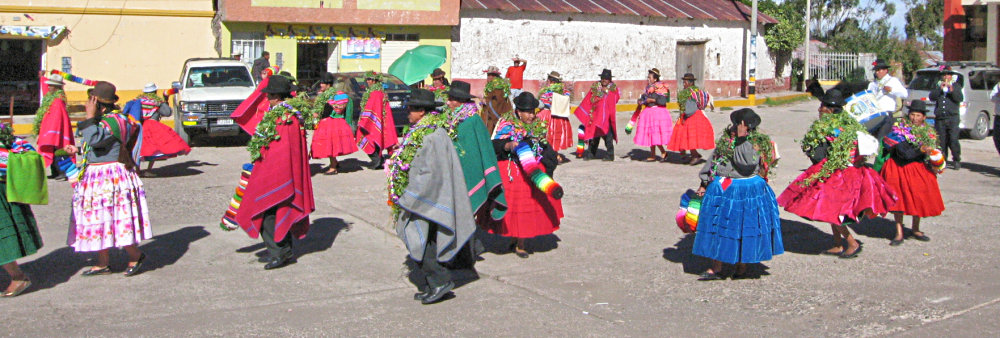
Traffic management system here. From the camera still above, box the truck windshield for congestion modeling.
[909,71,964,91]
[187,66,254,88]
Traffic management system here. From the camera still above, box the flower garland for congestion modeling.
[445,102,480,128]
[386,110,456,216]
[590,81,617,99]
[711,129,776,179]
[498,111,548,144]
[891,119,938,150]
[136,92,164,104]
[245,101,312,162]
[484,77,511,98]
[798,112,864,186]
[428,84,449,103]
[312,88,338,116]
[32,89,65,136]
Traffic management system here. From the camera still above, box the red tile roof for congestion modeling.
[461,0,778,23]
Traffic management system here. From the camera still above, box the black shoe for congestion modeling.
[515,250,529,259]
[81,267,112,276]
[257,255,272,263]
[602,156,614,162]
[838,245,863,259]
[421,281,455,304]
[124,253,147,277]
[263,256,296,270]
[909,233,931,242]
[953,161,961,170]
[697,271,724,281]
[889,239,904,246]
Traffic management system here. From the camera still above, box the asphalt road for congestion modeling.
[4,100,1000,337]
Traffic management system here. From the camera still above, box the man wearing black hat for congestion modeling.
[867,59,908,113]
[252,51,270,82]
[929,66,964,169]
[573,69,620,161]
[481,66,512,134]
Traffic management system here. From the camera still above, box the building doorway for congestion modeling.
[297,41,335,90]
[676,41,706,89]
[0,39,43,115]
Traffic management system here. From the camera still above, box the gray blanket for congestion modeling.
[395,129,476,262]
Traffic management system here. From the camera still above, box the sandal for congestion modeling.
[838,245,863,259]
[687,156,703,165]
[698,271,724,281]
[645,156,657,162]
[81,266,112,276]
[2,279,31,297]
[909,232,930,242]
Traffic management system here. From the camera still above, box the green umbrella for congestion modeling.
[387,45,447,85]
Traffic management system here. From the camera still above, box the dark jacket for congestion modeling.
[251,57,270,82]
[929,82,963,119]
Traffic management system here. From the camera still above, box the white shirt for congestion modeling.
[867,75,908,112]
[991,83,1000,115]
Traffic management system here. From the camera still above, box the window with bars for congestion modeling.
[385,33,419,41]
[231,32,265,66]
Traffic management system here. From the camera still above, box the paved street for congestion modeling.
[4,100,1000,336]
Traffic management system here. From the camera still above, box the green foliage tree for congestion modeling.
[903,0,944,49]
[739,0,805,82]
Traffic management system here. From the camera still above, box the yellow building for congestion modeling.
[0,0,217,112]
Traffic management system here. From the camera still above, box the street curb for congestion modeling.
[9,119,177,136]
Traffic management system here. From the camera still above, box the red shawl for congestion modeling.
[355,90,398,154]
[232,77,269,134]
[236,116,315,241]
[37,77,76,167]
[573,87,620,141]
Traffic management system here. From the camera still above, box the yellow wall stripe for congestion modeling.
[0,6,215,18]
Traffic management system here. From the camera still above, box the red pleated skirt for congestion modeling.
[880,159,944,217]
[668,110,715,151]
[489,160,562,238]
[311,117,358,159]
[538,109,574,151]
[778,162,898,225]
[140,119,191,160]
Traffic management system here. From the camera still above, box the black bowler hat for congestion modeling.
[262,75,293,95]
[739,108,761,129]
[907,100,929,114]
[513,92,539,111]
[682,73,697,81]
[872,59,890,70]
[319,72,335,85]
[820,89,846,108]
[599,69,613,79]
[406,89,438,109]
[431,68,446,79]
[446,80,475,100]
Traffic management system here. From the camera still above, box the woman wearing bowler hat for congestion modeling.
[535,71,573,162]
[669,73,715,165]
[879,100,944,246]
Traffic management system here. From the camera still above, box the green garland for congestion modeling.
[312,88,337,116]
[136,92,164,103]
[905,120,938,150]
[538,83,565,96]
[589,81,617,99]
[32,90,64,136]
[798,112,864,186]
[0,121,13,147]
[361,82,386,112]
[712,129,776,179]
[386,112,452,217]
[500,111,548,142]
[677,86,697,114]
[484,77,511,98]
[245,99,313,162]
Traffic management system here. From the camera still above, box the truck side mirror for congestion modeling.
[171,81,181,90]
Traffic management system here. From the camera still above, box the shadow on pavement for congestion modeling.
[958,161,999,178]
[476,230,561,256]
[779,218,835,255]
[137,226,211,273]
[848,216,897,242]
[147,160,218,178]
[309,159,367,177]
[294,217,350,258]
[662,233,710,275]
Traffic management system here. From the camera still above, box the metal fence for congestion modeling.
[808,52,877,82]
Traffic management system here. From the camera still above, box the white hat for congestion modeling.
[233,50,242,56]
[143,82,157,93]
[45,74,64,86]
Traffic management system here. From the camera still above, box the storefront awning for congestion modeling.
[266,24,388,41]
[0,25,66,39]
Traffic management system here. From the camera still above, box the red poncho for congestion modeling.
[573,87,620,141]
[36,77,75,167]
[232,77,270,135]
[356,90,398,154]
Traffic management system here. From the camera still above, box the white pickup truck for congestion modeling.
[171,58,257,143]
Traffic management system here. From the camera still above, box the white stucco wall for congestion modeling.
[454,9,786,87]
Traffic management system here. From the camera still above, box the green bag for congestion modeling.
[6,151,48,205]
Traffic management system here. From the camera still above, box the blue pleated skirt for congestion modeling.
[691,176,784,264]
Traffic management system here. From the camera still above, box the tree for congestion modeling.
[739,0,805,82]
[903,0,944,49]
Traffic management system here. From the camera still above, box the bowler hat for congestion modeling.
[143,82,157,93]
[872,59,890,70]
[513,92,540,111]
[648,68,661,77]
[820,89,846,108]
[407,89,438,109]
[262,75,293,95]
[682,73,697,81]
[45,74,64,87]
[483,66,501,75]
[907,100,929,113]
[92,81,119,104]
[431,68,446,79]
[599,69,613,79]
[547,71,562,81]
[446,81,475,100]
[731,108,761,130]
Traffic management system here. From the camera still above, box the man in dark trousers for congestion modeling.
[251,51,271,82]
[929,66,964,170]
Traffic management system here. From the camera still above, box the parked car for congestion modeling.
[172,58,257,143]
[328,72,411,134]
[907,62,1000,140]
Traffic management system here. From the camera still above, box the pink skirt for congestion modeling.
[69,162,152,252]
[311,117,358,158]
[778,162,898,225]
[633,106,673,147]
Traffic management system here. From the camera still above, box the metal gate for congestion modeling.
[808,52,877,81]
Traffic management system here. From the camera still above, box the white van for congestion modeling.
[171,58,257,143]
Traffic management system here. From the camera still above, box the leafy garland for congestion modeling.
[590,81,617,99]
[498,111,548,144]
[312,88,338,116]
[677,86,698,114]
[484,77,511,98]
[245,101,313,162]
[891,119,938,150]
[136,92,164,104]
[0,121,14,147]
[798,112,864,186]
[32,90,65,136]
[538,83,565,97]
[711,129,776,179]
[386,110,455,216]
[428,84,449,104]
[360,82,386,112]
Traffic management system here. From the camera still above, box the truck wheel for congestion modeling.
[969,112,990,140]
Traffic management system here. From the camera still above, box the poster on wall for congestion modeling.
[341,38,380,59]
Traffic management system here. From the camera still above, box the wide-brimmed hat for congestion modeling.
[446,81,475,100]
[431,68,446,79]
[547,71,561,81]
[820,89,846,108]
[262,75,293,95]
[143,82,157,93]
[513,92,539,111]
[599,69,613,79]
[407,89,438,108]
[92,81,119,104]
[872,59,890,70]
[45,74,64,86]
[731,108,761,129]
[483,66,501,75]
[907,100,929,113]
[319,72,335,85]
[648,68,661,77]
[682,73,697,81]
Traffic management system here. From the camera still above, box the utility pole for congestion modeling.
[803,0,812,88]
[749,0,757,104]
